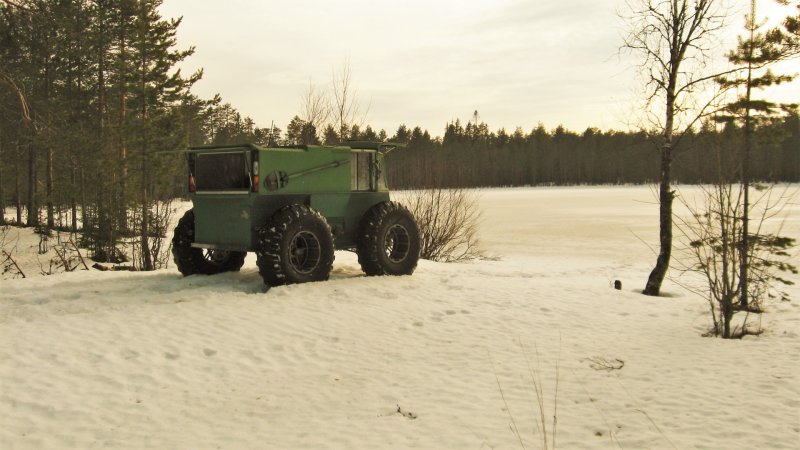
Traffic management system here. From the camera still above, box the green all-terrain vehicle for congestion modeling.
[171,142,420,286]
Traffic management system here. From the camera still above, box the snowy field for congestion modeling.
[1,186,799,449]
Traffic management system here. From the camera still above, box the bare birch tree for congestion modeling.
[299,79,330,144]
[622,0,728,296]
[331,58,368,141]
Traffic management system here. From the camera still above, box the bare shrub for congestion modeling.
[402,188,483,262]
[1,225,25,278]
[37,233,90,275]
[676,184,797,338]
[129,200,175,270]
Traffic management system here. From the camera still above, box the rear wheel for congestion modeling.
[356,201,420,276]
[255,205,335,286]
[172,209,246,275]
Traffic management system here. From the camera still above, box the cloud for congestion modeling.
[162,0,800,136]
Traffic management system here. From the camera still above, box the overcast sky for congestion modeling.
[158,0,799,136]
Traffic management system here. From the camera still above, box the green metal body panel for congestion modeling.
[186,143,390,252]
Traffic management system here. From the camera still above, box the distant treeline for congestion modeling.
[381,116,800,189]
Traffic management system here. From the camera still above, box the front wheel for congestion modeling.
[255,205,335,286]
[172,210,247,276]
[356,201,420,276]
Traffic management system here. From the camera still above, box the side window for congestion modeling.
[351,152,374,191]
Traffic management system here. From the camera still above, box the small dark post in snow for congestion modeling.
[614,280,622,290]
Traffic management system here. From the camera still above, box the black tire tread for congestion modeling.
[171,209,246,276]
[255,204,334,286]
[356,201,420,276]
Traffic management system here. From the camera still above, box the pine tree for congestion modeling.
[716,0,797,308]
[773,1,799,56]
[128,0,197,270]
[286,116,308,145]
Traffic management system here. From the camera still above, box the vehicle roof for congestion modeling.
[187,141,402,153]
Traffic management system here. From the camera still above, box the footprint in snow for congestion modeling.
[368,288,398,300]
[121,349,139,360]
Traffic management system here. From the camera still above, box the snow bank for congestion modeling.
[1,186,798,449]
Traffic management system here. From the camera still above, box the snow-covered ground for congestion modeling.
[1,186,798,449]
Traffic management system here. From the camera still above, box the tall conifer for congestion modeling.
[716,0,797,308]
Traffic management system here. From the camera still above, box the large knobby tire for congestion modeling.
[255,205,335,286]
[172,209,247,276]
[356,201,420,276]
